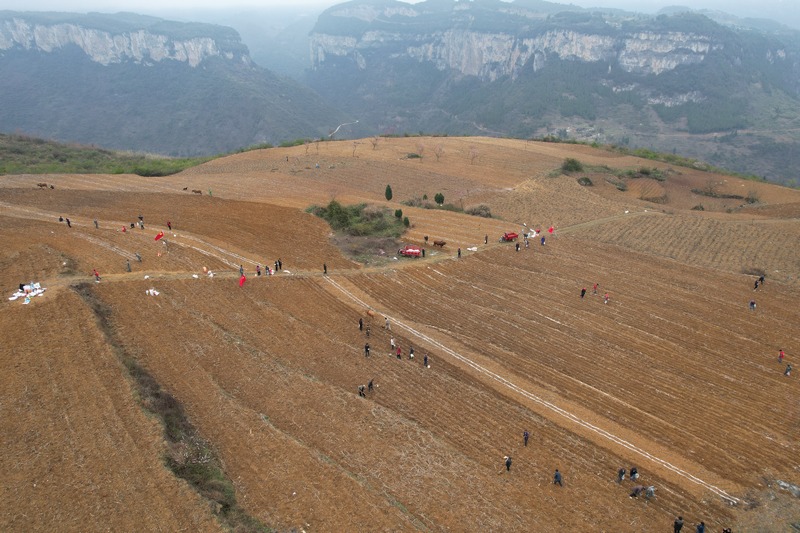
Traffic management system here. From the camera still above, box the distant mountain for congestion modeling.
[305,0,800,184]
[0,11,349,156]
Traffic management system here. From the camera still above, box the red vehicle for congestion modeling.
[499,232,519,242]
[398,245,422,257]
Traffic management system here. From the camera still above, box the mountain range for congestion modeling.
[1,2,800,183]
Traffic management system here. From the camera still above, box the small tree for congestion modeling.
[385,184,393,201]
[352,141,359,157]
[434,144,444,161]
[370,136,379,150]
[423,194,428,200]
[403,216,410,227]
[417,143,425,159]
[434,192,445,205]
[395,208,403,219]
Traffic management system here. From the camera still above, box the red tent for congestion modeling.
[155,230,165,241]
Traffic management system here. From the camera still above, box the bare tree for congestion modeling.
[417,142,425,159]
[352,141,360,157]
[469,147,479,165]
[434,143,444,161]
[370,136,380,150]
[304,140,310,155]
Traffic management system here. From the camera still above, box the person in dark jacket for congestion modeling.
[673,516,684,532]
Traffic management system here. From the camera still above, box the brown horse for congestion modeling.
[191,189,202,195]
[433,240,446,248]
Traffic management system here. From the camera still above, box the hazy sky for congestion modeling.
[0,0,791,27]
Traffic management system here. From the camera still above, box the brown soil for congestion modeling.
[1,137,799,532]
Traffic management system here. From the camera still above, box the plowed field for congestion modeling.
[1,137,799,532]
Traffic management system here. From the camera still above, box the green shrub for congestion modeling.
[577,176,593,186]
[561,158,583,173]
[434,192,445,205]
[403,216,410,227]
[308,201,405,238]
[385,184,393,201]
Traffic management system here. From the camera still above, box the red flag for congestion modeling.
[548,226,554,234]
[155,231,164,241]
[239,275,246,287]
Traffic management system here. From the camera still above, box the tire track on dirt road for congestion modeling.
[323,275,742,506]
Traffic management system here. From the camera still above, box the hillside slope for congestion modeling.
[1,137,799,531]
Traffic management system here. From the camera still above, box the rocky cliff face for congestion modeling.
[309,3,787,80]
[0,16,250,67]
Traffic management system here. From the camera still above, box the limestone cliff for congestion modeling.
[309,2,788,80]
[0,14,250,68]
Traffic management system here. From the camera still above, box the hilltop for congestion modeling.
[1,137,799,531]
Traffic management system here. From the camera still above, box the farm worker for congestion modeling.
[515,242,520,252]
[759,274,765,285]
[422,248,425,258]
[396,347,402,359]
[457,248,461,258]
[540,236,545,246]
[239,264,244,276]
[484,234,488,244]
[754,279,760,290]
[59,216,64,222]
[256,264,261,276]
[364,343,370,357]
[593,283,598,294]
[278,258,282,270]
[167,220,172,230]
[630,467,638,480]
[359,318,364,331]
[94,219,98,229]
[523,430,529,446]
[617,468,626,483]
[275,261,279,272]
[779,349,785,363]
[629,485,645,498]
[368,379,374,392]
[121,226,127,233]
[365,326,370,338]
[239,274,246,287]
[390,337,395,350]
[358,385,366,397]
[135,252,142,262]
[580,287,586,299]
[424,353,429,367]
[673,516,684,533]
[505,456,512,472]
[785,364,792,377]
[645,486,655,500]
[66,218,71,228]
[324,263,327,275]
[126,260,131,272]
[92,268,100,281]
[409,346,414,359]
[604,293,610,304]
[553,469,563,486]
[695,521,705,533]
[749,299,756,311]
[385,317,391,330]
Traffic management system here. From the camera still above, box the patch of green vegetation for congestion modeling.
[72,283,271,533]
[577,176,593,186]
[308,201,406,238]
[561,158,584,173]
[0,134,212,176]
